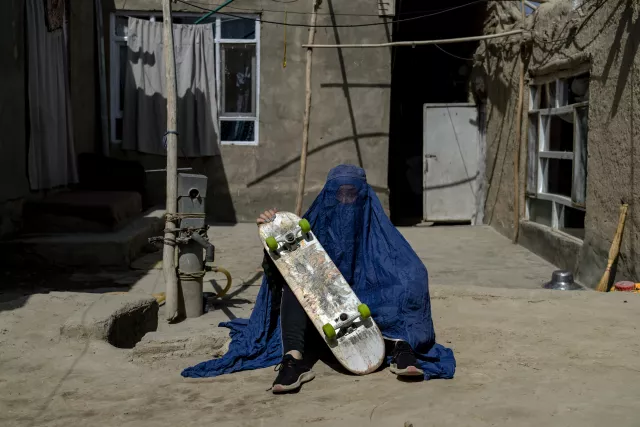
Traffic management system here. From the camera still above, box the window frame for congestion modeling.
[109,12,261,146]
[526,75,589,231]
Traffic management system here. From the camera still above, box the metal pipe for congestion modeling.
[178,240,205,318]
[191,232,215,263]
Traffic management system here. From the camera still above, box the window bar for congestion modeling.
[215,17,222,117]
[254,16,261,146]
[526,112,538,195]
[572,106,588,207]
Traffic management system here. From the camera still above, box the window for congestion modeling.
[109,12,260,145]
[526,73,589,240]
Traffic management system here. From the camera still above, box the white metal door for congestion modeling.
[423,104,480,222]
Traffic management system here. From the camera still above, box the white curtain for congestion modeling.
[26,0,78,190]
[123,18,219,157]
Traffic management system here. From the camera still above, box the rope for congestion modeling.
[178,269,207,280]
[165,212,206,222]
[162,130,179,150]
[176,266,233,299]
[162,238,177,247]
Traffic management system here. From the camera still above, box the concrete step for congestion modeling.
[22,190,145,234]
[0,207,165,268]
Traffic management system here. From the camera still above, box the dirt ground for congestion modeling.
[1,225,639,427]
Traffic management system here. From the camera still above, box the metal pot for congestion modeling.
[543,270,583,290]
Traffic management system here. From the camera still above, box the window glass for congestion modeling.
[115,16,129,36]
[119,44,127,111]
[221,17,256,39]
[221,44,256,115]
[221,121,255,141]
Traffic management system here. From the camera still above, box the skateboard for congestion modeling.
[258,211,385,375]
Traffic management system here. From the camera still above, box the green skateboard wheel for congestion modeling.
[322,323,336,340]
[358,303,371,320]
[299,219,311,234]
[266,236,278,252]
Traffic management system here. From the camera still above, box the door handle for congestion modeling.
[425,154,437,159]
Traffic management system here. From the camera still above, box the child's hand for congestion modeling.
[256,208,278,225]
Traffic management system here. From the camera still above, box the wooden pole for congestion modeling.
[596,203,629,292]
[295,0,320,216]
[162,0,180,322]
[512,1,526,243]
[302,29,523,49]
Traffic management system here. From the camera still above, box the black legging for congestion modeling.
[281,283,309,354]
[264,252,395,356]
[281,284,398,357]
[263,252,311,355]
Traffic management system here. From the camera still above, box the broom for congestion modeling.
[596,203,629,292]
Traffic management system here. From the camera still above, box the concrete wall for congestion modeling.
[106,0,392,222]
[0,0,29,236]
[476,0,640,287]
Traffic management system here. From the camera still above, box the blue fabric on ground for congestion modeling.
[181,164,456,380]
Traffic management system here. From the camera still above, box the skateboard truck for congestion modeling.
[265,218,312,253]
[322,304,372,340]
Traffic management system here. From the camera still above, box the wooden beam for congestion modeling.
[295,0,320,216]
[302,29,523,49]
[513,0,526,243]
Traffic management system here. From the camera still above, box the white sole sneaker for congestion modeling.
[390,364,424,377]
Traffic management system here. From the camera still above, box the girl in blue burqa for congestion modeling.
[182,164,455,393]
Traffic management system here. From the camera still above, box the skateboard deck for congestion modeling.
[258,211,385,375]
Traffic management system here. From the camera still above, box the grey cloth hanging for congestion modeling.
[26,0,78,190]
[122,17,220,157]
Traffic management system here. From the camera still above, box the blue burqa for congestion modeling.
[182,164,456,380]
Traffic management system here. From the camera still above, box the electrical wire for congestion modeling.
[434,44,475,61]
[186,0,533,17]
[174,0,492,28]
[532,32,574,44]
[176,0,588,46]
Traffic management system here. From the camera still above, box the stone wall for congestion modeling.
[476,0,640,287]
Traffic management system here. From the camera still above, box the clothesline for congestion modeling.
[302,29,523,49]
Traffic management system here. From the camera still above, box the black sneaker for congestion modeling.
[389,341,424,377]
[271,354,315,394]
